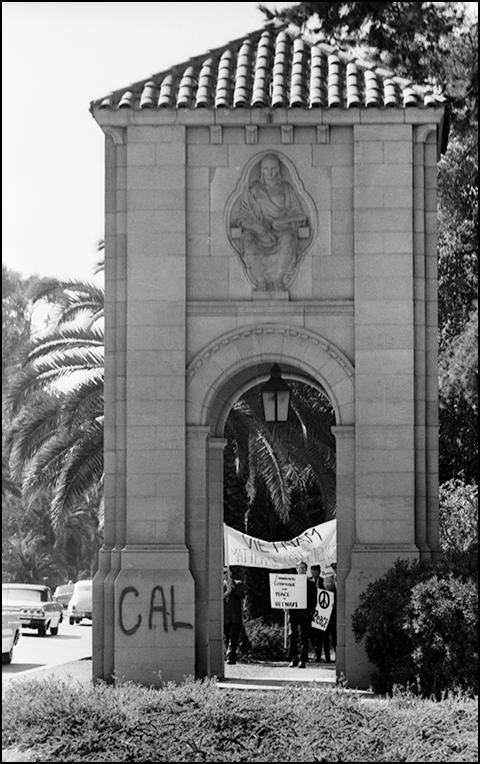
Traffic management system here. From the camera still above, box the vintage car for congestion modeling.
[2,612,21,664]
[2,583,63,636]
[53,582,75,609]
[67,579,92,625]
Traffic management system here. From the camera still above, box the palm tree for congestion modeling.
[224,381,336,535]
[3,274,104,534]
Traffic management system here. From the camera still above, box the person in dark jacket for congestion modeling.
[315,572,337,663]
[288,561,317,668]
[223,566,245,665]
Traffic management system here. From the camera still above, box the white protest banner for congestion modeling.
[311,588,334,631]
[224,520,336,569]
[269,573,307,610]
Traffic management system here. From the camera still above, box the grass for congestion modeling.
[2,675,478,762]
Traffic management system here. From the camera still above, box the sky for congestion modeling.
[2,1,297,281]
[3,2,477,282]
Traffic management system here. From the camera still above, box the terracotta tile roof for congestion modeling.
[91,27,445,112]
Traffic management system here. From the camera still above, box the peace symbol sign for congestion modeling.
[318,591,331,609]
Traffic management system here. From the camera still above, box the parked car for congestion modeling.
[67,580,92,625]
[53,582,75,609]
[2,612,21,664]
[2,583,63,636]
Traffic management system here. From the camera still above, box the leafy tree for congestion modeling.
[439,478,478,555]
[2,266,38,385]
[438,133,478,482]
[260,2,467,90]
[262,2,478,481]
[225,381,335,530]
[3,275,104,537]
[224,381,336,620]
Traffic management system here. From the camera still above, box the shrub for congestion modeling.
[2,675,478,762]
[405,574,478,698]
[239,616,287,661]
[352,558,478,697]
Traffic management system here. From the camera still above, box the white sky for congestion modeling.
[2,1,477,281]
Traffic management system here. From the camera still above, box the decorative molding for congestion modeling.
[187,300,354,316]
[187,325,354,383]
[245,125,258,144]
[102,126,126,145]
[281,125,294,144]
[209,125,223,144]
[317,126,330,144]
[414,124,437,144]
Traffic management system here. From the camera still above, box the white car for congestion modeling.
[2,612,21,664]
[2,583,63,637]
[67,580,93,625]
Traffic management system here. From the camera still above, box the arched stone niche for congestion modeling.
[226,152,318,292]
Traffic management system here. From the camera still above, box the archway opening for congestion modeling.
[222,377,337,669]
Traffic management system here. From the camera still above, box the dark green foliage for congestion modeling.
[239,617,287,661]
[262,2,479,484]
[4,275,104,524]
[439,479,478,555]
[352,557,478,697]
[2,675,478,762]
[260,2,467,93]
[405,574,478,698]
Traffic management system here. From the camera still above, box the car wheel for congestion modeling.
[38,624,46,637]
[50,626,59,636]
[69,617,75,625]
[76,618,81,624]
[2,649,13,664]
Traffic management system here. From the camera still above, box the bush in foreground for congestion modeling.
[352,557,478,697]
[2,676,478,762]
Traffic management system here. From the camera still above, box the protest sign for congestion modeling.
[269,573,307,609]
[224,520,336,569]
[311,588,334,631]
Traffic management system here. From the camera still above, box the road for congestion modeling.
[2,619,92,678]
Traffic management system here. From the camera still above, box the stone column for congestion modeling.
[331,424,354,681]
[186,425,211,677]
[208,438,228,677]
[109,124,195,687]
[93,126,127,683]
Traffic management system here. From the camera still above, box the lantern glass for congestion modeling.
[261,364,291,422]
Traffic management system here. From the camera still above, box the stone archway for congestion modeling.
[185,324,354,679]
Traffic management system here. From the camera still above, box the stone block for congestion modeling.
[127,143,156,165]
[156,143,186,166]
[127,188,185,211]
[332,166,353,188]
[331,234,354,257]
[186,127,210,145]
[187,145,229,166]
[353,142,383,164]
[312,143,354,166]
[355,164,411,187]
[383,141,413,164]
[128,165,185,190]
[354,208,411,233]
[354,124,412,142]
[355,299,413,326]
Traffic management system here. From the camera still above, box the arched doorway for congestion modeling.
[186,325,354,680]
[223,376,336,670]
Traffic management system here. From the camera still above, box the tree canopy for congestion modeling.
[261,1,478,483]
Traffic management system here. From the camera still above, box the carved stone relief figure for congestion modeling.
[229,153,314,292]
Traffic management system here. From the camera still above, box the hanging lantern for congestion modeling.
[261,363,291,422]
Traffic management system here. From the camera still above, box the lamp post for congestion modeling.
[261,363,291,422]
